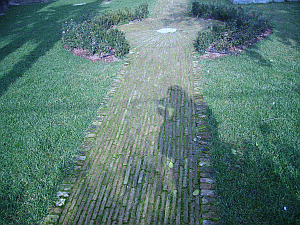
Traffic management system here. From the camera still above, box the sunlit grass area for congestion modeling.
[0,0,156,224]
[194,1,300,224]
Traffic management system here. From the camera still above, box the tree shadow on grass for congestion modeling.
[206,107,300,224]
[0,1,108,97]
[245,44,272,67]
[0,1,111,224]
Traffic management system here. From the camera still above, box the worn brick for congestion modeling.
[116,167,125,197]
[170,190,177,224]
[136,203,142,224]
[157,166,164,192]
[92,184,106,220]
[201,205,219,212]
[202,212,220,219]
[201,189,215,197]
[176,198,181,225]
[73,202,84,224]
[195,195,201,220]
[142,184,151,218]
[101,208,110,223]
[153,195,160,222]
[158,192,166,224]
[183,190,189,223]
[200,183,213,189]
[78,201,90,225]
[200,172,214,178]
[138,169,144,184]
[140,183,148,202]
[124,165,132,185]
[200,178,215,184]
[84,201,95,225]
[48,207,62,214]
[118,207,125,224]
[202,196,217,204]
[106,185,116,207]
[99,183,111,216]
[199,167,214,173]
[92,171,106,200]
[112,204,121,221]
[106,201,116,225]
[124,188,135,222]
[163,194,171,224]
[178,166,183,196]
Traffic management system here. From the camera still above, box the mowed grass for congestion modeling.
[0,0,156,224]
[194,1,300,224]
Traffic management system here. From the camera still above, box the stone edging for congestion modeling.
[193,59,221,225]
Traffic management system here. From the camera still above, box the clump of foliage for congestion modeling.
[62,3,149,58]
[191,2,270,54]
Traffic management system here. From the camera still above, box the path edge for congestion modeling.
[41,58,131,225]
[193,57,221,225]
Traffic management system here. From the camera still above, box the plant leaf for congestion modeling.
[168,162,174,168]
[193,189,200,196]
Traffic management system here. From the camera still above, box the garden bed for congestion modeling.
[191,2,271,57]
[200,27,272,59]
[62,3,149,61]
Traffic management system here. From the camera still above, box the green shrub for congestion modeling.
[135,3,149,20]
[192,2,240,21]
[191,2,270,54]
[194,30,216,54]
[62,3,149,58]
[191,1,210,18]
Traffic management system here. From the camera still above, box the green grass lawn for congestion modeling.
[0,0,156,224]
[194,1,300,224]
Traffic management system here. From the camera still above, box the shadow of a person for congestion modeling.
[157,85,201,224]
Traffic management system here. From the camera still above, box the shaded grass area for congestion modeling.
[0,0,156,224]
[194,1,300,224]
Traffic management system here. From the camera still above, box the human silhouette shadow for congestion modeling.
[157,85,197,161]
[156,85,200,224]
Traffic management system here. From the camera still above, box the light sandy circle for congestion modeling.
[157,28,177,33]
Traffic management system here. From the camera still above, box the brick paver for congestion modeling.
[44,0,220,224]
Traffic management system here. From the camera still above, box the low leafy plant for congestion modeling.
[194,29,216,54]
[62,3,149,58]
[192,2,270,54]
[134,3,149,20]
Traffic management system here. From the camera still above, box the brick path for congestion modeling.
[44,0,220,224]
